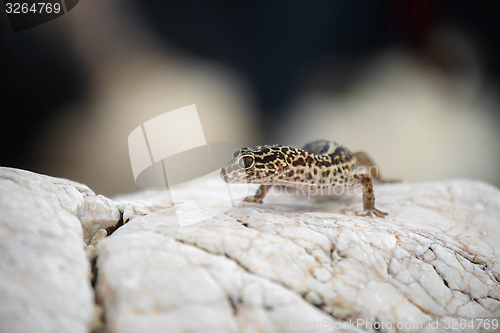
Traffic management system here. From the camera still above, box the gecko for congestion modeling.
[220,140,392,217]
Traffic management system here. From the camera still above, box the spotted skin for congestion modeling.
[220,140,388,218]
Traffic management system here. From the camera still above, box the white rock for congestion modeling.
[0,167,123,332]
[0,171,94,333]
[0,167,92,216]
[96,233,355,333]
[2,166,500,333]
[99,177,500,332]
[79,195,121,244]
[0,167,121,243]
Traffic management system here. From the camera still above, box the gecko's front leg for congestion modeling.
[243,185,272,204]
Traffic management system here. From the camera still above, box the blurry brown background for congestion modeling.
[1,0,499,196]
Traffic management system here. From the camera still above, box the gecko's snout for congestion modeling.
[220,167,228,183]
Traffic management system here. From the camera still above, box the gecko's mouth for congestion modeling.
[220,166,251,184]
[220,168,233,183]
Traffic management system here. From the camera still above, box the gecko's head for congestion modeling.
[220,144,288,184]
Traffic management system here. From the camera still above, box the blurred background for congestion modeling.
[1,0,499,196]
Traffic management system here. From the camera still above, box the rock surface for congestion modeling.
[1,166,500,333]
[105,178,500,333]
[0,167,119,333]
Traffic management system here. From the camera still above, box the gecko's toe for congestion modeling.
[242,196,263,204]
[355,208,388,218]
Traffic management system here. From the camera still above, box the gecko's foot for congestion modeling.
[355,208,388,218]
[242,196,263,204]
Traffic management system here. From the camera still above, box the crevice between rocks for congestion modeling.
[105,209,125,237]
[87,205,125,333]
[89,252,105,333]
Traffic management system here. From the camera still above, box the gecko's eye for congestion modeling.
[238,155,254,169]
